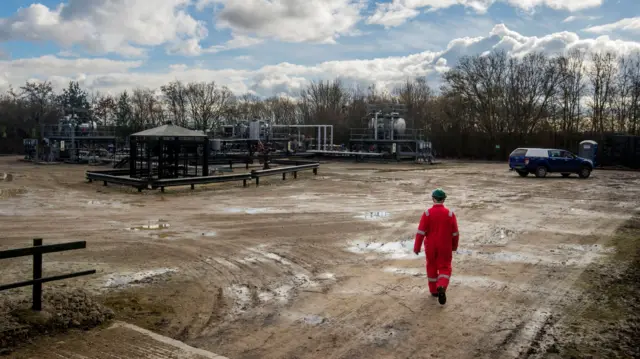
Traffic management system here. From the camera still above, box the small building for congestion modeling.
[129,122,209,179]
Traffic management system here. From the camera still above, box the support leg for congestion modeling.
[138,188,142,192]
[293,171,297,179]
[313,168,318,175]
[103,181,107,186]
[191,184,195,190]
[243,179,247,187]
[32,238,43,311]
[282,173,286,180]
[256,177,260,187]
[161,187,165,193]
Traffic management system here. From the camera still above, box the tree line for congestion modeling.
[1,49,639,159]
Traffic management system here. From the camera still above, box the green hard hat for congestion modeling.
[432,188,446,200]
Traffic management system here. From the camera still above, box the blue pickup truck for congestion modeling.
[508,148,594,178]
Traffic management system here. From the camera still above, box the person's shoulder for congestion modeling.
[440,205,455,217]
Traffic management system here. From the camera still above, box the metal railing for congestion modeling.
[86,170,149,191]
[251,163,319,186]
[42,124,118,139]
[86,162,321,190]
[0,239,96,311]
[349,128,425,141]
[154,173,252,191]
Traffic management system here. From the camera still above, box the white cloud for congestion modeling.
[0,0,207,57]
[562,15,601,23]
[583,17,640,34]
[206,0,366,43]
[367,0,603,27]
[2,24,639,98]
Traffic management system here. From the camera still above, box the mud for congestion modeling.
[0,289,115,352]
[1,157,639,358]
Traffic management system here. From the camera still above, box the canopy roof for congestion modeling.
[131,123,206,138]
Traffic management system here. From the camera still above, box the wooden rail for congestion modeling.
[0,239,96,311]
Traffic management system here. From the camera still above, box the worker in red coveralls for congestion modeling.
[413,188,459,305]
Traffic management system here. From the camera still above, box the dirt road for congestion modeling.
[1,157,639,358]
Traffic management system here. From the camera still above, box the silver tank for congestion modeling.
[393,118,406,135]
[249,120,260,140]
[211,139,221,151]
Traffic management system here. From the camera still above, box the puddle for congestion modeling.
[87,200,128,208]
[556,243,614,253]
[316,272,336,280]
[127,222,170,230]
[354,211,391,220]
[202,231,217,237]
[301,314,326,325]
[347,239,414,259]
[383,267,422,277]
[103,268,177,288]
[461,222,517,245]
[455,248,606,266]
[224,207,272,214]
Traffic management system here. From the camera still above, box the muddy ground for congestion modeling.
[0,156,639,359]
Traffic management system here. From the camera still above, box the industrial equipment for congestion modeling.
[349,103,434,162]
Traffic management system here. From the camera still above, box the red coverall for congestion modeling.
[413,204,459,294]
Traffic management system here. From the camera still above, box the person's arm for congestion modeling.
[414,211,429,254]
[451,212,459,252]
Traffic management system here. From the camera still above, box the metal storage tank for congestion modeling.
[393,118,406,135]
[579,140,598,166]
[211,139,221,151]
[249,120,260,140]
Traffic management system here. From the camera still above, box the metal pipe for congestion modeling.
[271,125,328,128]
[323,126,327,150]
[317,126,321,150]
[374,112,378,140]
[330,126,333,149]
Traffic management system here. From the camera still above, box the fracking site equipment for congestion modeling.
[345,103,435,163]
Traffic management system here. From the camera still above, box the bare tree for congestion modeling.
[555,49,587,137]
[185,82,234,132]
[130,88,164,129]
[160,81,189,127]
[588,52,617,132]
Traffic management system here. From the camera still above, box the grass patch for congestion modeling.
[551,214,640,358]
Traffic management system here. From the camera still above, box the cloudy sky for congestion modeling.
[0,0,639,97]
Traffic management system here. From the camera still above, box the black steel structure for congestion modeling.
[129,123,210,179]
[85,123,322,191]
[0,238,95,311]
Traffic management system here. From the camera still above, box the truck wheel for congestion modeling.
[516,170,528,177]
[534,166,547,178]
[561,173,571,178]
[578,166,591,179]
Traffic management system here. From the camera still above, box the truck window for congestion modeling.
[510,149,527,156]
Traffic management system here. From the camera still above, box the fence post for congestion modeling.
[32,238,43,311]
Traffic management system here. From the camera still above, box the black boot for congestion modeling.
[437,286,446,305]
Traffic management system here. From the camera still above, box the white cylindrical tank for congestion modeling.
[249,120,260,140]
[393,118,406,135]
[211,139,221,151]
[368,118,376,129]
